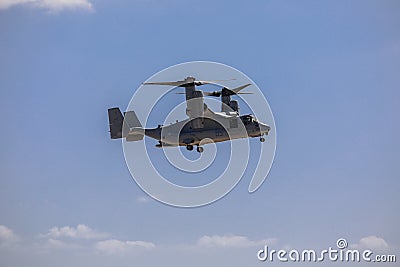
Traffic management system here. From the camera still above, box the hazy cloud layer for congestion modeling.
[197,234,276,248]
[95,239,156,254]
[0,0,94,12]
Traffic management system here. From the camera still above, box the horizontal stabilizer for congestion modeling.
[126,134,144,142]
[129,127,145,135]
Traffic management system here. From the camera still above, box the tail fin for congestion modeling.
[108,108,124,139]
[123,110,142,128]
[108,107,144,141]
[123,110,144,141]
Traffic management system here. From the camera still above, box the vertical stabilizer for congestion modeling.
[108,107,124,139]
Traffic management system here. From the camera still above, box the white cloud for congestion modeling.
[197,234,276,248]
[350,236,389,251]
[0,225,19,243]
[0,0,29,10]
[0,0,94,12]
[95,239,156,254]
[44,224,109,240]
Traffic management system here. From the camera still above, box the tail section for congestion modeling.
[108,108,124,139]
[108,108,144,141]
[123,110,144,141]
[123,110,142,128]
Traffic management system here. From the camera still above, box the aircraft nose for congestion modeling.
[260,123,271,135]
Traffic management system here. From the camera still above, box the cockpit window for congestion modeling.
[241,115,253,124]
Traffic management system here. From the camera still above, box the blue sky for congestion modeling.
[0,0,399,266]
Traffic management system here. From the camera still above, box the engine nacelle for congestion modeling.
[186,91,205,129]
[229,100,239,112]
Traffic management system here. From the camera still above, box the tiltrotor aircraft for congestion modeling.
[108,77,271,153]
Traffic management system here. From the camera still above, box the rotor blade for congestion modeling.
[143,78,237,87]
[143,81,187,87]
[144,80,211,87]
[204,91,221,97]
[196,78,236,85]
[173,91,252,96]
[204,84,252,97]
[230,83,252,94]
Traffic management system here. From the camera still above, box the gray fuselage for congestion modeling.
[142,115,270,148]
